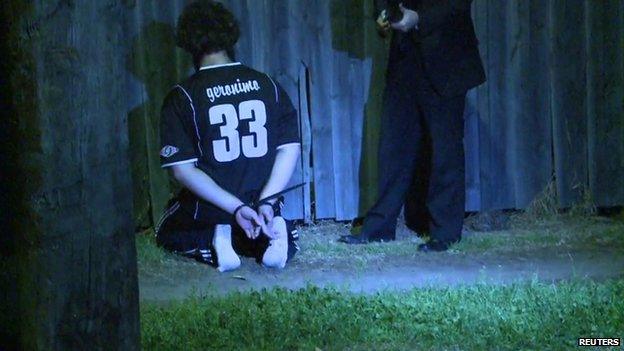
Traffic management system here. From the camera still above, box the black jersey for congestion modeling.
[159,62,300,224]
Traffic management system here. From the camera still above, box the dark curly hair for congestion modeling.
[176,0,240,66]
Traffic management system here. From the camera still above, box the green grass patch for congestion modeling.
[141,279,624,350]
[298,221,422,267]
[135,230,208,280]
[456,216,624,255]
[294,216,624,265]
[136,216,624,272]
[136,230,169,268]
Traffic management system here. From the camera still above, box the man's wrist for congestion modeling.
[257,193,276,205]
[232,202,248,216]
[257,200,274,209]
[258,197,275,204]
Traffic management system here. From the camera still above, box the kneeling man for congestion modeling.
[156,0,301,272]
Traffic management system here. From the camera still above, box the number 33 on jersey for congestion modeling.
[209,100,268,162]
[159,62,299,171]
[158,62,300,222]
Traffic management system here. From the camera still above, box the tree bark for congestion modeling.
[1,1,140,349]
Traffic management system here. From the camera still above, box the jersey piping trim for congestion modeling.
[155,201,180,235]
[199,62,242,70]
[266,75,279,103]
[174,85,204,157]
[276,142,301,150]
[161,158,199,168]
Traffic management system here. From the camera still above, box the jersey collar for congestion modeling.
[199,62,242,71]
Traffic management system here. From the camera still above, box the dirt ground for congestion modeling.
[139,215,624,303]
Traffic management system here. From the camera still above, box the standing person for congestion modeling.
[155,0,301,271]
[340,0,485,251]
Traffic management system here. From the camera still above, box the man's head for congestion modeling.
[176,0,240,67]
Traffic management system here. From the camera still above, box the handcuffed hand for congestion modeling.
[258,203,281,239]
[234,205,267,240]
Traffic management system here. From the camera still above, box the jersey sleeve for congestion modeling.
[274,83,301,149]
[159,87,200,168]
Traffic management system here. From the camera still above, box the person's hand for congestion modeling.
[258,203,274,227]
[390,3,419,32]
[259,203,284,239]
[376,10,391,36]
[234,205,267,240]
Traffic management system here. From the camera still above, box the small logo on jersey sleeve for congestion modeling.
[160,145,179,158]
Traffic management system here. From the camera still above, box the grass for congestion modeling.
[455,215,624,255]
[136,215,624,273]
[137,207,624,349]
[296,221,425,267]
[141,279,624,351]
[136,229,168,268]
[136,229,209,280]
[296,215,624,265]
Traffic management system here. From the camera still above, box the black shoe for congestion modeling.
[405,221,429,238]
[418,240,451,252]
[338,235,370,245]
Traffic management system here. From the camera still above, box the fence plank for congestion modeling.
[298,63,313,222]
[128,0,624,222]
[471,0,489,212]
[307,0,337,219]
[550,0,588,207]
[510,0,553,208]
[586,0,624,206]
[478,0,517,209]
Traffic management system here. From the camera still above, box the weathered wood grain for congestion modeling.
[6,0,140,349]
[126,0,624,221]
[550,0,589,207]
[586,0,624,207]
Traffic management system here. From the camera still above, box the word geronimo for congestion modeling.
[206,79,261,103]
[577,338,620,347]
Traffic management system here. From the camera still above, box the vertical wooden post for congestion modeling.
[299,63,314,223]
[1,1,140,349]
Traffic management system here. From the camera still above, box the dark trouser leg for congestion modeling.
[421,94,467,243]
[404,131,432,235]
[155,200,216,265]
[361,62,422,241]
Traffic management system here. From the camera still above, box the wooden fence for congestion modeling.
[127,0,624,224]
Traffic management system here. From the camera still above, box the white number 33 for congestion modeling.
[208,100,268,162]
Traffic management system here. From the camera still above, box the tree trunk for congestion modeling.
[1,1,140,349]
